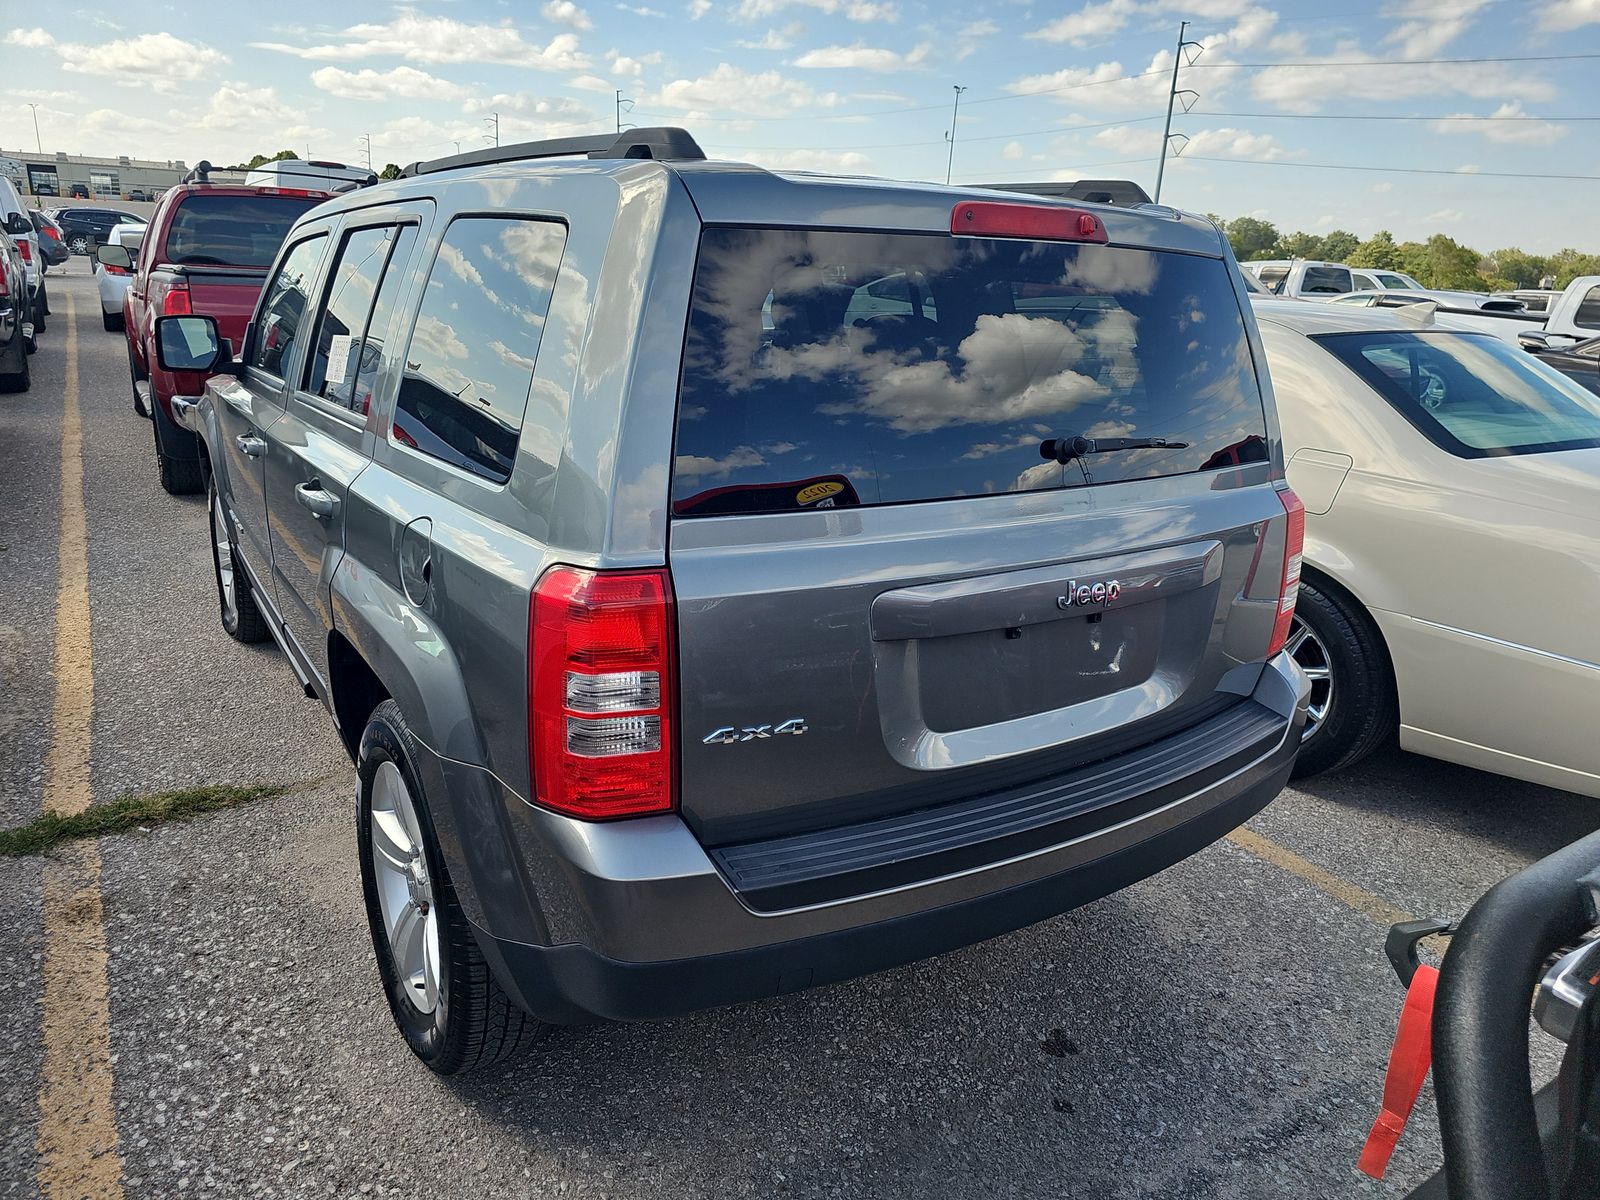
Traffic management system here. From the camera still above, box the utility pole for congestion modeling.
[1154,21,1204,203]
[358,133,372,170]
[944,85,967,186]
[615,90,634,132]
[26,103,42,154]
[484,113,500,147]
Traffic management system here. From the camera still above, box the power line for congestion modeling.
[1192,110,1600,123]
[707,114,1167,154]
[1183,156,1600,181]
[1190,51,1600,68]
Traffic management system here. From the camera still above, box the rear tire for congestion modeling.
[0,334,29,393]
[357,700,545,1075]
[103,311,123,332]
[152,409,204,495]
[1288,579,1397,779]
[33,289,46,333]
[208,478,269,643]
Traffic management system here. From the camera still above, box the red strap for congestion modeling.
[1358,964,1440,1180]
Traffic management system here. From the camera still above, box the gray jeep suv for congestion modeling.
[156,129,1309,1074]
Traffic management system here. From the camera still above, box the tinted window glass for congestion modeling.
[248,235,326,379]
[393,217,565,484]
[1575,285,1600,332]
[673,227,1268,516]
[304,224,413,411]
[1300,267,1351,294]
[165,194,324,268]
[1317,331,1600,457]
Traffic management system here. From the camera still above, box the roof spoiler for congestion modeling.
[974,179,1154,207]
[401,127,706,178]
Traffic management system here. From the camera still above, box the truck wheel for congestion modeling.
[208,479,269,643]
[0,333,29,393]
[1288,579,1397,779]
[356,700,545,1075]
[151,411,204,495]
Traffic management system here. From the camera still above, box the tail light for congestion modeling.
[42,227,62,243]
[16,240,31,264]
[103,262,129,277]
[162,282,192,315]
[0,254,9,297]
[530,567,676,819]
[1266,487,1306,658]
[951,201,1108,244]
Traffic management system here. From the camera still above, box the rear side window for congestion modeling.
[392,217,565,484]
[248,235,326,379]
[1317,331,1600,457]
[304,223,417,413]
[1575,285,1600,333]
[164,194,325,268]
[672,227,1269,516]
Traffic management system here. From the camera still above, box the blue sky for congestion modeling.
[5,0,1598,251]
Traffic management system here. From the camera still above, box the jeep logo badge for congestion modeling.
[1056,579,1122,610]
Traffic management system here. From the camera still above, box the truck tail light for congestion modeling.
[162,282,192,315]
[530,567,676,820]
[1267,487,1306,658]
[951,201,1108,244]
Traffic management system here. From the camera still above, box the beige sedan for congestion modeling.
[1254,298,1600,796]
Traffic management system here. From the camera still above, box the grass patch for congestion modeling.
[0,783,292,857]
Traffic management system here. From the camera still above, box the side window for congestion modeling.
[392,217,565,484]
[1574,285,1600,332]
[303,223,416,413]
[248,235,327,380]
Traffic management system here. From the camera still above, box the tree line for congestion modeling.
[1212,214,1600,292]
[227,150,402,180]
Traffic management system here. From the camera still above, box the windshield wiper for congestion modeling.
[1040,434,1190,464]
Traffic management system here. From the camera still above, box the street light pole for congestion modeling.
[944,85,967,186]
[27,103,42,154]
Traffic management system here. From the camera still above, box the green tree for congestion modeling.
[379,163,402,180]
[1348,230,1402,271]
[1547,248,1600,288]
[1273,230,1323,259]
[1482,248,1548,289]
[1319,230,1359,263]
[1224,216,1280,262]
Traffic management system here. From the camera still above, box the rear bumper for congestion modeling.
[456,652,1308,1024]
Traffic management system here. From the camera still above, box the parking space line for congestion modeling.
[34,293,127,1200]
[1227,826,1416,930]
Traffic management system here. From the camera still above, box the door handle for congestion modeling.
[295,482,340,520]
[234,433,266,458]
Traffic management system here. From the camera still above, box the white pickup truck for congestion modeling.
[1326,276,1600,347]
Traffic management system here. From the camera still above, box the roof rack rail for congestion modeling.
[975,179,1154,207]
[182,160,216,184]
[401,127,705,178]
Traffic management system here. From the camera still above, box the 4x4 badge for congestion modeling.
[703,718,808,745]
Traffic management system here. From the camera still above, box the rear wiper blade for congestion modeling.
[1040,434,1189,464]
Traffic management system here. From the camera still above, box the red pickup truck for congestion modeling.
[125,179,333,494]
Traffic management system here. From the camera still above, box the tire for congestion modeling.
[0,334,29,393]
[67,234,90,256]
[356,699,545,1075]
[1288,578,1397,779]
[103,311,123,332]
[207,478,269,643]
[151,407,204,495]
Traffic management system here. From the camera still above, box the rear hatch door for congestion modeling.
[669,222,1289,847]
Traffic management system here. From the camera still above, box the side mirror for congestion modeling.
[154,315,236,374]
[4,212,30,235]
[1517,331,1551,353]
[95,244,133,272]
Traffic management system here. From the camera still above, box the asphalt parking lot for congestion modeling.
[2,269,1596,1200]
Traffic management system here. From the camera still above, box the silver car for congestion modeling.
[156,129,1309,1073]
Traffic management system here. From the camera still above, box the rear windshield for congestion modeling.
[1317,331,1600,457]
[163,193,325,268]
[672,227,1268,517]
[1300,266,1351,294]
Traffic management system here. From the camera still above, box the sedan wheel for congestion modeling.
[1286,614,1333,744]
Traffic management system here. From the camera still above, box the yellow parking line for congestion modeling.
[1227,826,1417,930]
[35,293,127,1200]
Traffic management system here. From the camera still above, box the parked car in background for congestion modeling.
[1244,259,1429,299]
[1331,278,1600,345]
[66,182,89,199]
[1518,333,1600,397]
[1497,288,1563,313]
[127,189,150,202]
[1349,268,1425,292]
[31,209,69,270]
[0,234,31,391]
[125,172,332,492]
[1,175,45,346]
[156,128,1309,1074]
[1257,298,1600,796]
[50,206,146,256]
[94,223,146,331]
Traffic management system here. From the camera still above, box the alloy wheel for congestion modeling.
[68,235,90,255]
[368,761,442,1015]
[1287,614,1333,743]
[210,491,238,627]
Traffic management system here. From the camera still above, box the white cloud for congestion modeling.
[734,148,871,171]
[252,11,592,71]
[608,53,645,76]
[958,18,998,38]
[1251,56,1554,112]
[542,0,594,29]
[1386,0,1493,57]
[1371,182,1393,194]
[1008,52,1182,112]
[310,65,468,103]
[1537,0,1600,29]
[733,0,897,22]
[617,2,666,13]
[644,63,843,114]
[1433,102,1566,146]
[1426,208,1466,223]
[688,0,712,15]
[792,42,930,71]
[738,24,803,49]
[10,29,228,93]
[1029,0,1138,46]
[1001,141,1024,160]
[571,74,618,93]
[192,86,298,133]
[1091,123,1292,162]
